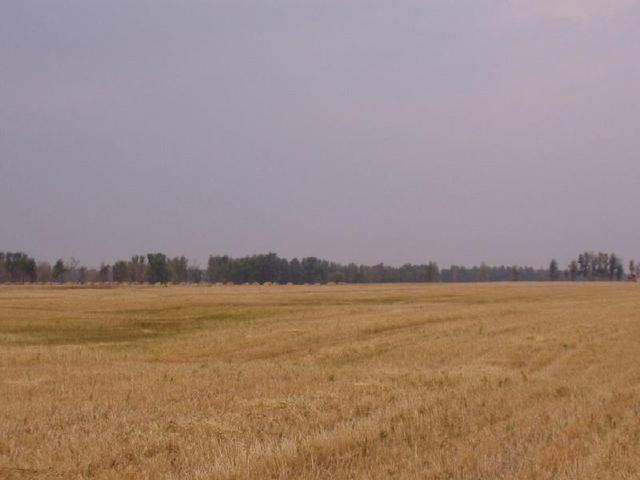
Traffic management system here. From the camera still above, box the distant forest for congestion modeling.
[0,251,637,285]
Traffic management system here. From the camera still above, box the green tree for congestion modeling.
[0,252,5,282]
[608,253,623,281]
[2,252,36,283]
[169,256,189,283]
[479,262,490,282]
[509,265,520,281]
[425,262,439,282]
[78,266,88,284]
[146,253,170,284]
[52,259,66,283]
[568,260,578,281]
[113,261,129,283]
[188,266,203,283]
[288,258,303,284]
[130,255,146,283]
[207,255,230,283]
[549,259,559,281]
[98,263,111,283]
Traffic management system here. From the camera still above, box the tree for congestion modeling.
[616,264,624,281]
[67,257,81,283]
[425,262,439,282]
[568,260,578,281]
[146,253,170,284]
[37,262,52,283]
[509,265,520,282]
[607,253,624,281]
[288,258,303,284]
[25,259,36,282]
[188,266,203,283]
[301,257,327,284]
[549,259,559,281]
[577,253,590,279]
[479,262,490,282]
[2,252,36,283]
[0,253,5,282]
[251,253,285,284]
[207,255,230,283]
[78,266,88,284]
[113,261,129,283]
[130,255,146,283]
[169,256,189,283]
[52,259,67,283]
[98,263,111,283]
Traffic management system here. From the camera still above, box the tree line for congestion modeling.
[0,251,637,285]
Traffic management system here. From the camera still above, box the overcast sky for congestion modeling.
[2,1,640,268]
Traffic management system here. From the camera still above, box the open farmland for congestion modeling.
[1,283,640,479]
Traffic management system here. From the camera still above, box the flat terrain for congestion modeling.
[1,283,639,479]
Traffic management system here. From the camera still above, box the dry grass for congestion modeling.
[1,283,640,479]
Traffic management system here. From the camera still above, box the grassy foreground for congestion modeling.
[1,283,639,479]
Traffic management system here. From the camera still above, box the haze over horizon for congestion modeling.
[2,1,640,268]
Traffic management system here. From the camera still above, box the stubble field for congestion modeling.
[1,283,639,479]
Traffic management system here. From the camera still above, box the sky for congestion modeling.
[2,1,640,268]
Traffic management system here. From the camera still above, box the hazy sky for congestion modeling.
[2,1,640,268]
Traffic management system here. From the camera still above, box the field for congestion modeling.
[1,283,640,479]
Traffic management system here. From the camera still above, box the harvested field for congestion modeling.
[1,283,639,479]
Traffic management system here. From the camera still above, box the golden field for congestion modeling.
[1,283,639,479]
